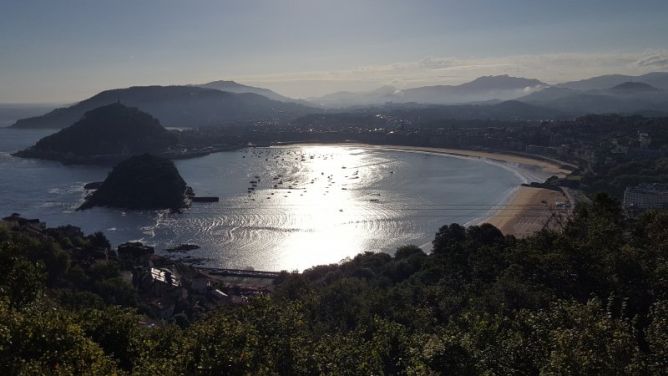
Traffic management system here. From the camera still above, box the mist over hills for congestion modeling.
[8,72,668,129]
[195,80,294,102]
[401,75,545,104]
[609,81,661,93]
[309,75,547,107]
[308,86,400,108]
[0,103,59,127]
[11,85,315,129]
[519,77,668,116]
[558,72,668,91]
[306,72,668,117]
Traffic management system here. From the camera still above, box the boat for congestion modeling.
[192,196,220,203]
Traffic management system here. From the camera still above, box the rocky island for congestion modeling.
[14,102,178,164]
[79,154,191,210]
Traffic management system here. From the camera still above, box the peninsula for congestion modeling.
[14,103,178,164]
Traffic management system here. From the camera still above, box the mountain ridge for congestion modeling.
[9,72,668,126]
[195,80,294,102]
[610,81,661,93]
[558,72,668,91]
[519,77,668,115]
[11,85,315,129]
[309,75,547,107]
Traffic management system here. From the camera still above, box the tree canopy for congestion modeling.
[1,195,667,374]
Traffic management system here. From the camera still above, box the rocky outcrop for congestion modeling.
[79,154,190,210]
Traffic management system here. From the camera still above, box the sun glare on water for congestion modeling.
[268,145,380,270]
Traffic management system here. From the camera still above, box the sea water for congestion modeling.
[0,127,537,271]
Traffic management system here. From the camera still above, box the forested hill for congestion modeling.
[0,194,667,374]
[15,103,177,161]
[11,85,316,129]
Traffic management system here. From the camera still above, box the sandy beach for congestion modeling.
[277,142,576,238]
[365,145,575,237]
[484,186,570,237]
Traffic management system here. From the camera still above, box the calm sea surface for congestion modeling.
[0,128,540,271]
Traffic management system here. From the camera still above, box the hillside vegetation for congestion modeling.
[0,195,666,374]
[14,103,177,162]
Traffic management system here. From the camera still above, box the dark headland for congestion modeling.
[9,85,315,129]
[79,154,191,210]
[14,103,178,164]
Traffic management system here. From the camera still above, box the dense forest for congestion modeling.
[1,194,667,374]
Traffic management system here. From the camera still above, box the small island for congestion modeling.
[79,154,191,210]
[14,102,178,164]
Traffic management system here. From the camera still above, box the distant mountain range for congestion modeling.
[195,80,294,102]
[557,72,668,91]
[309,86,401,108]
[518,74,668,116]
[8,72,668,128]
[610,81,660,93]
[313,73,668,117]
[11,85,315,129]
[309,75,547,107]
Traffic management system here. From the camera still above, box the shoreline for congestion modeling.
[366,145,574,237]
[271,142,575,238]
[483,185,570,237]
[271,142,573,178]
[346,144,572,178]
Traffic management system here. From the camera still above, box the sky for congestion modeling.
[1,0,667,103]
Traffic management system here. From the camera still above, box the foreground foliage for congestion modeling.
[1,194,667,374]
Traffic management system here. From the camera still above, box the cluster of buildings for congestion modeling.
[0,214,277,323]
[117,242,274,320]
[623,183,668,211]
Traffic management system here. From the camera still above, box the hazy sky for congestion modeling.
[1,0,667,102]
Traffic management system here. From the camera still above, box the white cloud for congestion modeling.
[634,52,668,69]
[235,50,668,98]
